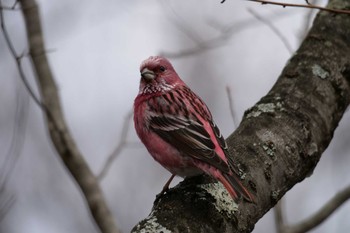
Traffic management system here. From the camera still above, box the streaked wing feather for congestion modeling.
[212,122,228,150]
[150,115,230,173]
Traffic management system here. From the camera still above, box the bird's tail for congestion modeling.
[218,172,255,203]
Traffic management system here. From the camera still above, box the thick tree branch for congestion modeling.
[132,0,350,232]
[18,0,120,233]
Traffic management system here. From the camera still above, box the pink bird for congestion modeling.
[134,56,254,202]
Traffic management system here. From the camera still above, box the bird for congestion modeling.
[134,56,254,202]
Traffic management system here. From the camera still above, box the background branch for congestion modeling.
[274,200,285,233]
[283,185,350,233]
[160,7,291,59]
[0,194,15,222]
[17,0,120,232]
[247,8,294,54]
[0,0,42,108]
[0,0,30,223]
[226,86,239,129]
[98,110,133,180]
[299,0,320,40]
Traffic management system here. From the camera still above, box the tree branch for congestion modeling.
[283,185,350,233]
[247,8,293,54]
[17,0,120,232]
[98,110,133,180]
[0,0,43,108]
[274,200,285,233]
[226,86,239,129]
[246,0,350,15]
[160,8,291,59]
[0,1,20,11]
[299,0,320,40]
[132,0,350,232]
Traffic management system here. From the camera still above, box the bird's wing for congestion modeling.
[149,114,230,173]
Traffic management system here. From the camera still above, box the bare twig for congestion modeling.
[17,0,120,232]
[159,1,204,46]
[284,185,350,233]
[0,0,31,222]
[274,200,285,233]
[299,0,320,41]
[0,0,20,10]
[0,88,29,191]
[247,8,293,54]
[0,194,15,222]
[98,110,133,180]
[160,6,291,58]
[225,86,239,129]
[246,0,350,15]
[0,0,43,109]
[0,5,18,10]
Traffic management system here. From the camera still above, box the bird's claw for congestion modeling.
[155,187,169,203]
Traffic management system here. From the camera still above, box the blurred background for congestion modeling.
[0,0,349,232]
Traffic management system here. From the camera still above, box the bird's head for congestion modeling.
[138,56,184,95]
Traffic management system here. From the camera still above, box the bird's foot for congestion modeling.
[155,187,168,203]
[154,174,175,203]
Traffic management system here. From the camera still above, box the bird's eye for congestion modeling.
[159,66,166,72]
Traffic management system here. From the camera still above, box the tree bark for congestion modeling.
[132,0,350,232]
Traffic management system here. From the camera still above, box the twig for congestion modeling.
[160,5,291,58]
[0,1,43,109]
[274,199,285,233]
[0,0,20,10]
[247,8,293,54]
[0,87,29,191]
[225,86,239,129]
[0,0,31,221]
[98,110,133,180]
[284,185,350,233]
[299,0,320,41]
[159,1,204,46]
[0,5,18,10]
[246,0,350,15]
[17,0,120,233]
[0,194,15,222]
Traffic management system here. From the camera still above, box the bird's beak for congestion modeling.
[141,68,156,81]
